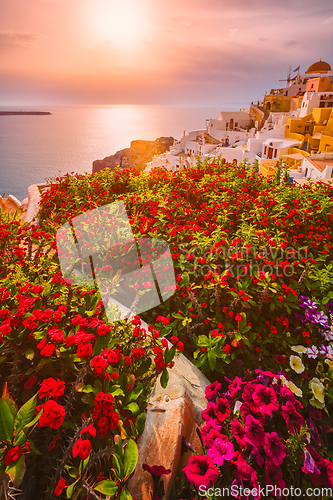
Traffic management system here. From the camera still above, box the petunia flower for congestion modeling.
[182,455,219,490]
[230,418,246,449]
[205,381,221,401]
[143,463,171,498]
[289,355,305,374]
[302,448,320,475]
[291,345,307,354]
[244,415,265,449]
[252,384,279,416]
[264,432,286,466]
[274,354,286,364]
[201,402,217,422]
[281,401,305,435]
[307,346,319,359]
[213,398,231,423]
[309,378,325,404]
[265,459,285,490]
[251,447,264,468]
[207,438,234,466]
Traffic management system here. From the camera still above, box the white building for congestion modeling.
[299,92,333,117]
[300,153,333,180]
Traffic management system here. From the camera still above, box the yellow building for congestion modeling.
[263,95,291,113]
[285,108,333,153]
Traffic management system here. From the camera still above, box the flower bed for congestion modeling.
[1,158,333,499]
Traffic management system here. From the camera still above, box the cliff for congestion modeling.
[92,136,175,174]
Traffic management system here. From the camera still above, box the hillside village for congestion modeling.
[146,60,333,183]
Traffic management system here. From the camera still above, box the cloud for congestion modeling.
[283,40,298,47]
[0,31,46,48]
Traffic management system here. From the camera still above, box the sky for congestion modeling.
[0,0,333,106]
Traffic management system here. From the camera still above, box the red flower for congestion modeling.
[5,446,21,466]
[54,478,66,496]
[40,344,55,357]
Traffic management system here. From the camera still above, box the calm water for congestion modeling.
[0,103,248,201]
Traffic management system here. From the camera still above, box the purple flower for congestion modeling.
[182,455,219,490]
[205,381,221,401]
[230,418,246,449]
[264,432,286,466]
[207,438,234,466]
[252,384,279,416]
[244,415,265,449]
[182,436,194,454]
[281,401,305,435]
[326,301,333,314]
[307,346,319,359]
[308,310,329,329]
[299,296,318,311]
[214,398,231,423]
[302,449,320,475]
[201,402,217,422]
[265,459,285,491]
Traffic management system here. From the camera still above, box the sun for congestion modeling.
[86,0,150,49]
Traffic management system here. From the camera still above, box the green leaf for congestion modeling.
[66,479,79,498]
[119,374,129,394]
[23,408,43,430]
[0,399,14,442]
[172,312,184,319]
[93,332,111,357]
[5,454,25,488]
[207,350,216,371]
[239,313,246,331]
[135,413,146,436]
[2,383,17,418]
[164,345,176,365]
[112,453,124,480]
[136,357,152,376]
[195,353,207,368]
[75,383,94,393]
[64,465,77,478]
[197,335,209,347]
[123,439,138,479]
[248,331,257,343]
[94,480,118,495]
[14,430,27,447]
[160,368,169,389]
[24,348,35,360]
[124,384,143,405]
[121,488,133,500]
[123,402,140,416]
[14,393,37,435]
[109,386,125,398]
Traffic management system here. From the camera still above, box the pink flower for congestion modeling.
[214,398,231,423]
[207,438,234,466]
[201,402,217,422]
[281,401,305,435]
[244,415,265,449]
[205,381,221,401]
[265,459,285,491]
[252,384,279,416]
[264,432,286,466]
[230,418,246,449]
[182,455,219,490]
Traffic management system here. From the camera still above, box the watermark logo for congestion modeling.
[56,201,176,322]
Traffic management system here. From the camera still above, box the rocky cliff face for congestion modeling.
[92,136,175,174]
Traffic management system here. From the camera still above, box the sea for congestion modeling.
[0,103,249,202]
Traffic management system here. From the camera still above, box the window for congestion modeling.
[274,149,277,158]
[305,125,309,131]
[235,122,238,128]
[276,103,280,110]
[264,146,267,154]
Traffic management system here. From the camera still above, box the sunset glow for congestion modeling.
[0,0,332,105]
[86,0,150,48]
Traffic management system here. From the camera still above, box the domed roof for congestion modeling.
[305,60,331,74]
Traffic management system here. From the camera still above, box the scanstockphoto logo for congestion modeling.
[178,244,309,279]
[55,201,176,323]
